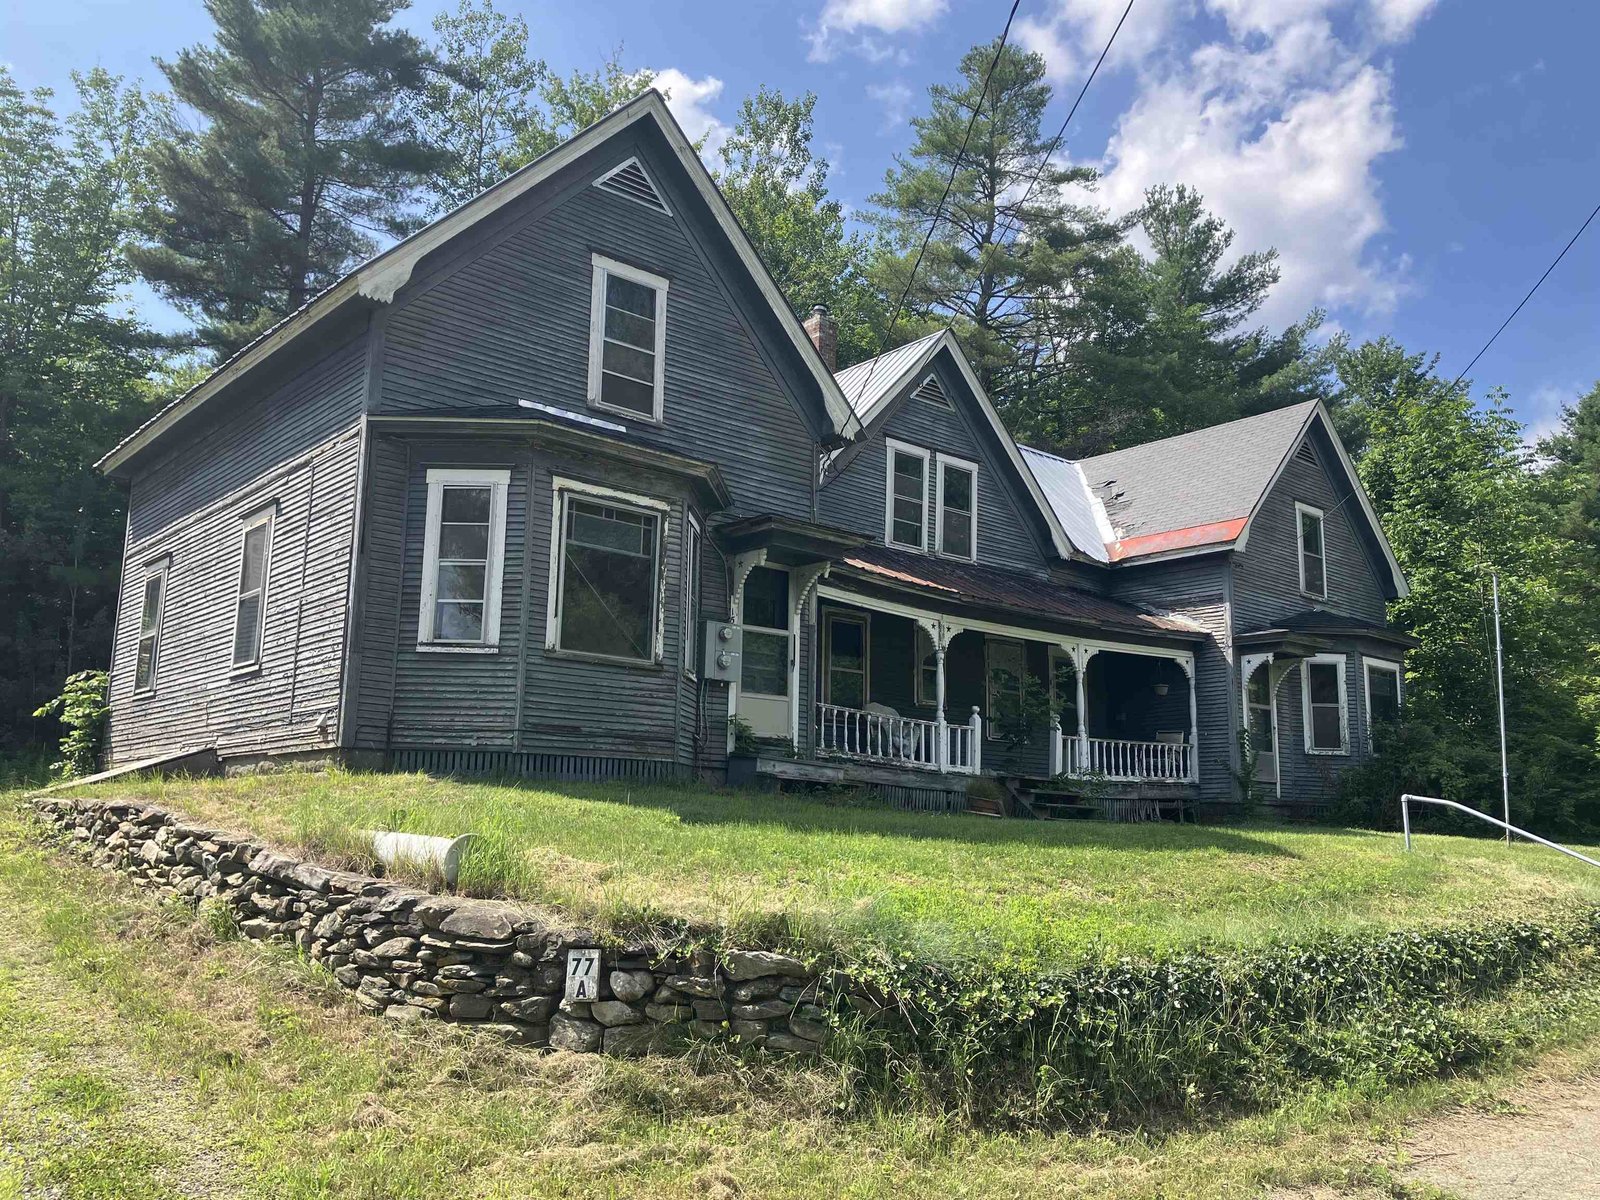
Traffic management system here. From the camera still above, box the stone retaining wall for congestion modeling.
[32,796,832,1057]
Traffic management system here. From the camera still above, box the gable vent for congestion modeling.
[594,157,671,215]
[911,373,952,409]
[1294,441,1318,467]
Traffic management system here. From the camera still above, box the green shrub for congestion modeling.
[32,671,110,779]
[828,908,1600,1127]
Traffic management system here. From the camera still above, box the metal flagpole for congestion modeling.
[1491,569,1510,844]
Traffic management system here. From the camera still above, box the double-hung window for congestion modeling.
[588,254,668,421]
[548,478,666,664]
[231,509,274,670]
[936,455,978,560]
[885,439,929,551]
[133,563,167,694]
[1364,657,1402,730]
[1302,654,1348,753]
[419,468,510,649]
[1297,502,1327,597]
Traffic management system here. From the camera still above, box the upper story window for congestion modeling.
[1302,654,1348,754]
[936,455,978,560]
[588,254,668,422]
[1296,502,1327,598]
[884,439,930,551]
[231,509,274,670]
[419,468,510,650]
[134,562,167,694]
[547,477,667,665]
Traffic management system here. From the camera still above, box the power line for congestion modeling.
[845,0,1022,408]
[988,0,1135,259]
[1449,199,1600,391]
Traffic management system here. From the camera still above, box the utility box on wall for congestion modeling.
[703,620,741,682]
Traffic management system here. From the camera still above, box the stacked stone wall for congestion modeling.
[32,797,832,1057]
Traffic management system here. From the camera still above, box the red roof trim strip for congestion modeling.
[1107,517,1249,562]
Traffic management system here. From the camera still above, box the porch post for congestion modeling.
[1183,655,1199,783]
[922,617,948,773]
[1076,646,1093,775]
[1048,714,1064,776]
[969,707,983,774]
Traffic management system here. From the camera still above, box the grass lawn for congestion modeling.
[51,769,1600,970]
[5,793,1600,1199]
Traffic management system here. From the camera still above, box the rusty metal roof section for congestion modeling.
[835,544,1205,640]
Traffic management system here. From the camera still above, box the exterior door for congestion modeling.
[738,566,791,740]
[1245,662,1278,784]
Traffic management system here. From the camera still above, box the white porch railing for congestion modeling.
[1049,720,1193,783]
[815,704,982,775]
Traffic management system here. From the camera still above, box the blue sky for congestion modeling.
[6,0,1595,440]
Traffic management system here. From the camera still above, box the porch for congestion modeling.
[810,590,1199,786]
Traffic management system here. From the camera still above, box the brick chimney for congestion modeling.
[803,304,838,372]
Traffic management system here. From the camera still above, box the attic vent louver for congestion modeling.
[911,374,951,409]
[1294,441,1318,467]
[594,157,671,215]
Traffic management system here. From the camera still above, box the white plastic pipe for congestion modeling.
[363,830,478,887]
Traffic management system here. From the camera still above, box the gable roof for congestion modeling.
[1021,401,1408,596]
[98,89,860,475]
[827,330,1085,561]
[1017,447,1114,565]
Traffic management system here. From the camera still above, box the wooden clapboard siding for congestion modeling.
[375,129,821,524]
[1109,556,1234,803]
[820,351,1058,576]
[107,338,366,764]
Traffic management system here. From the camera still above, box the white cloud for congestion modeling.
[652,69,731,160]
[1523,381,1580,450]
[866,81,914,133]
[1025,0,1436,325]
[807,0,946,62]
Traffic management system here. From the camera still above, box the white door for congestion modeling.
[738,566,792,739]
[1245,662,1278,784]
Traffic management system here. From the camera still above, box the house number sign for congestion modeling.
[565,948,601,1002]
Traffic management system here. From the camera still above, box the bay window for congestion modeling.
[548,478,666,664]
[1302,655,1348,753]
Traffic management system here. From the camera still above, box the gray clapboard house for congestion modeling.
[98,89,1412,815]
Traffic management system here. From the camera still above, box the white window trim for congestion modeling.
[133,561,168,696]
[935,452,979,561]
[683,512,702,678]
[1296,501,1328,599]
[1301,653,1349,755]
[229,507,275,673]
[822,610,870,707]
[913,623,938,708]
[984,636,1026,741]
[418,468,511,651]
[544,475,670,666]
[884,438,931,552]
[739,565,792,700]
[587,253,669,424]
[1362,656,1403,736]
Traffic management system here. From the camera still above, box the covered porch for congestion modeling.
[812,587,1199,785]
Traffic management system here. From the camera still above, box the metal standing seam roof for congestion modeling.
[832,331,946,424]
[836,543,1205,640]
[1018,446,1112,564]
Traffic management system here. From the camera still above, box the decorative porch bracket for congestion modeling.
[726,550,767,625]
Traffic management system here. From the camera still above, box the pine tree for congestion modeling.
[869,39,1123,395]
[131,0,442,355]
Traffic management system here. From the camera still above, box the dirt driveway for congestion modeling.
[1398,1072,1600,1199]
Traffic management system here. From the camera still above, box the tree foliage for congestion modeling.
[0,68,165,753]
[131,0,444,355]
[716,87,884,366]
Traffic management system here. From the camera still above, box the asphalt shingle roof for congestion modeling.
[1071,401,1319,545]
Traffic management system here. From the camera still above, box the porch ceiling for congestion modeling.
[833,544,1205,643]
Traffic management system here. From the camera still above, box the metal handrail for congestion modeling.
[1400,793,1600,870]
